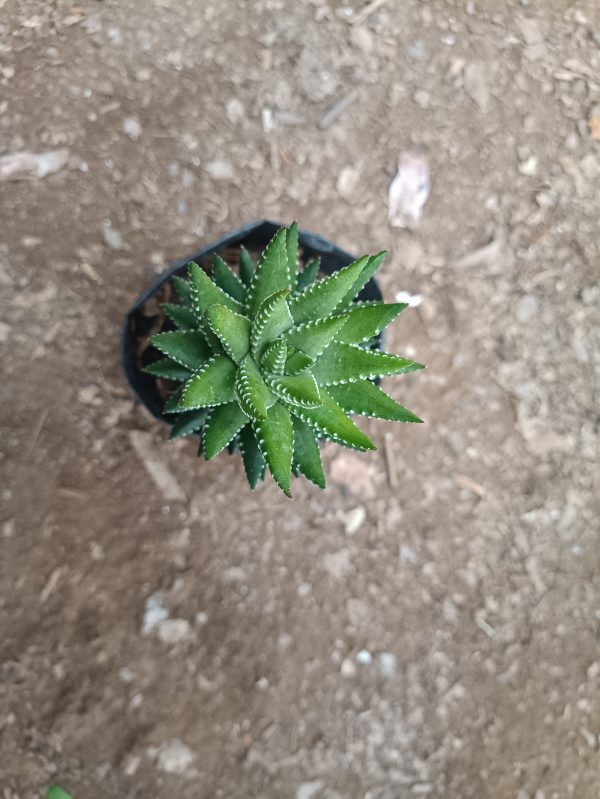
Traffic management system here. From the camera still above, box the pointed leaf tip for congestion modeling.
[212,254,246,303]
[239,424,266,488]
[313,342,424,385]
[188,261,243,318]
[286,388,376,452]
[253,402,294,496]
[292,416,326,489]
[247,228,291,317]
[288,255,369,323]
[203,402,249,460]
[328,380,424,423]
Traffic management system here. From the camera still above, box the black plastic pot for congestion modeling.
[122,220,382,422]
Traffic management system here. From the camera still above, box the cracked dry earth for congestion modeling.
[1,1,599,798]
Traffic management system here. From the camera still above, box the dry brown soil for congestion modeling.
[1,1,599,798]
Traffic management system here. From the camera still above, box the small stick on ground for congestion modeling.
[350,0,390,26]
[384,432,398,489]
[318,91,358,130]
[26,407,50,458]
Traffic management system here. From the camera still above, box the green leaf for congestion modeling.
[286,221,299,287]
[266,372,321,408]
[163,303,197,331]
[188,261,243,318]
[253,402,294,496]
[246,228,290,317]
[295,257,320,292]
[234,354,276,420]
[212,254,246,303]
[312,342,424,385]
[335,302,406,345]
[288,255,369,324]
[283,314,349,359]
[250,289,293,360]
[292,416,325,489]
[171,275,192,306]
[239,246,255,287]
[261,340,287,375]
[151,330,210,369]
[144,357,192,382]
[328,380,423,422]
[238,424,265,487]
[163,386,185,413]
[204,304,251,364]
[285,388,376,451]
[179,356,237,409]
[169,408,208,439]
[48,788,72,799]
[285,349,315,375]
[335,251,387,311]
[203,402,249,460]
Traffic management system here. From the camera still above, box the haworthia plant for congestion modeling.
[145,224,424,496]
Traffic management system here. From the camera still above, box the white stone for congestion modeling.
[226,98,245,124]
[518,155,538,176]
[340,657,357,677]
[395,291,423,308]
[119,667,136,684]
[515,294,539,322]
[205,160,235,180]
[336,166,360,201]
[587,662,600,680]
[377,652,397,677]
[156,739,196,774]
[157,618,191,644]
[142,592,169,635]
[102,226,124,252]
[343,506,366,535]
[356,649,373,666]
[297,780,324,799]
[123,116,142,141]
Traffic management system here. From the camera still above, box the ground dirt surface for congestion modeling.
[1,1,599,798]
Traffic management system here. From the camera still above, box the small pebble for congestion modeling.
[343,506,366,535]
[205,160,235,180]
[340,657,357,677]
[515,294,539,323]
[157,618,191,644]
[102,226,124,251]
[156,739,196,774]
[226,98,245,124]
[377,651,397,677]
[518,155,538,176]
[297,780,324,799]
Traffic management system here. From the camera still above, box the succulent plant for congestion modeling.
[145,224,423,496]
